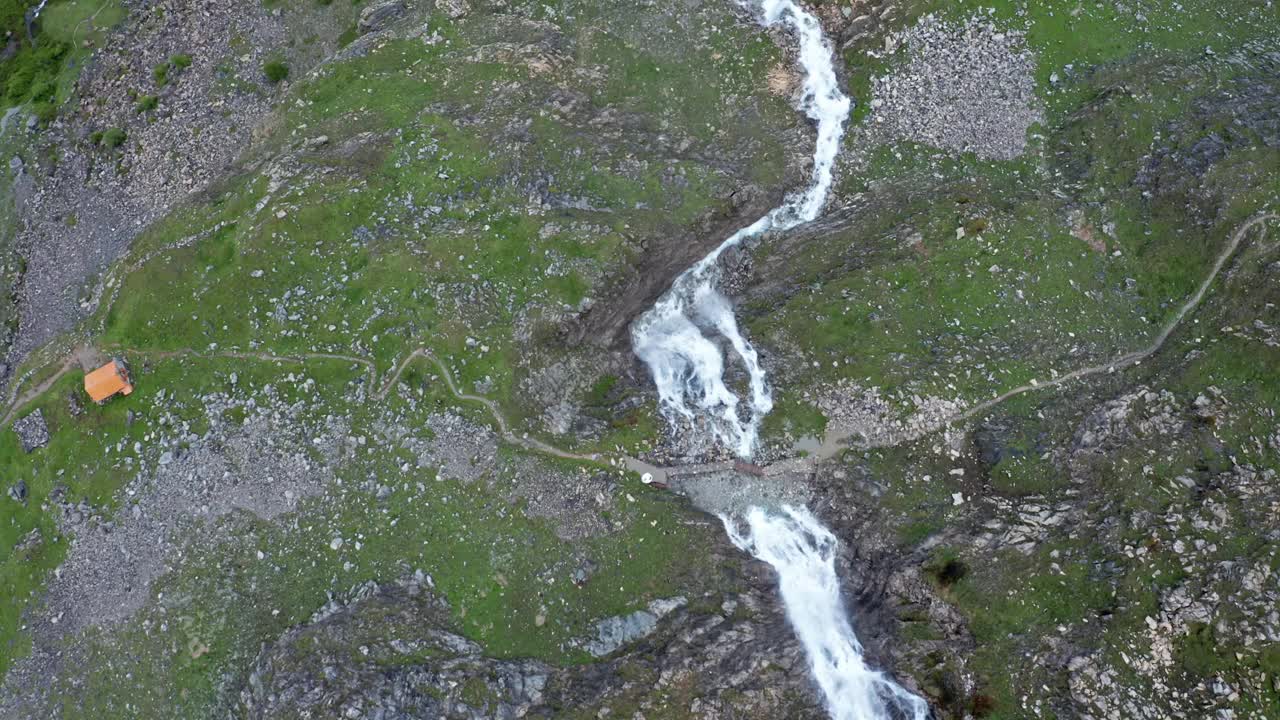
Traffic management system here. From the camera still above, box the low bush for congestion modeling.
[263,60,289,84]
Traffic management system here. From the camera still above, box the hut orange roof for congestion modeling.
[85,359,134,404]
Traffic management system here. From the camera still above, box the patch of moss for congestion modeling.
[262,59,290,84]
[95,127,127,149]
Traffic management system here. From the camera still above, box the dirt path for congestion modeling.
[1,341,607,466]
[380,348,607,464]
[0,356,79,427]
[5,212,1274,473]
[816,211,1278,457]
[118,347,379,387]
[955,212,1276,422]
[0,347,377,427]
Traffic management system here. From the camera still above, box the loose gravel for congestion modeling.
[865,14,1043,160]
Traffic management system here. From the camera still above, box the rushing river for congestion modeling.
[631,1,931,717]
[630,0,849,460]
[723,507,931,720]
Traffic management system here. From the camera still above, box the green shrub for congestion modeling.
[28,78,55,104]
[31,102,56,123]
[337,23,359,48]
[924,547,969,588]
[99,127,127,149]
[4,66,33,101]
[3,40,70,104]
[262,60,289,84]
[155,54,192,86]
[1177,623,1230,676]
[135,94,158,113]
[586,374,618,406]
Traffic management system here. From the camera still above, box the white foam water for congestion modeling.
[29,0,51,23]
[723,506,932,720]
[630,0,851,458]
[635,4,930,716]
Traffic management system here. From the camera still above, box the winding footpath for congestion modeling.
[376,348,607,464]
[813,210,1278,457]
[963,212,1276,423]
[3,213,1276,474]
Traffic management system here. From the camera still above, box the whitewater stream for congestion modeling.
[631,0,849,460]
[631,1,930,718]
[724,507,932,720]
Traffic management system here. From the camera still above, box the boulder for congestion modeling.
[357,0,407,35]
[13,410,49,452]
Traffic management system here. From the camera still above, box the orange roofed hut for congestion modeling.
[85,359,134,404]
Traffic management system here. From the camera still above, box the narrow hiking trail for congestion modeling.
[1,342,608,466]
[379,348,607,464]
[1,347,374,427]
[958,212,1276,422]
[814,210,1278,458]
[0,356,78,427]
[3,212,1275,474]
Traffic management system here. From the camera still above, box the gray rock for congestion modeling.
[13,410,49,452]
[581,596,686,657]
[865,15,1043,160]
[66,391,82,417]
[358,0,407,35]
[6,480,26,504]
[240,584,552,720]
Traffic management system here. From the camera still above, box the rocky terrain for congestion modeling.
[0,0,1277,719]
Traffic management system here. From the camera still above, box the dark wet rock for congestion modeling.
[237,578,821,720]
[808,464,974,711]
[537,586,825,720]
[240,583,552,720]
[235,543,827,720]
[14,527,41,553]
[973,421,1016,468]
[1137,53,1280,200]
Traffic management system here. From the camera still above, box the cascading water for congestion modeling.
[723,507,931,720]
[25,0,52,43]
[632,2,932,717]
[630,0,850,459]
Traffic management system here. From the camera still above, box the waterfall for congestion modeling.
[632,3,933,716]
[630,0,851,459]
[26,0,52,44]
[723,506,932,720]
